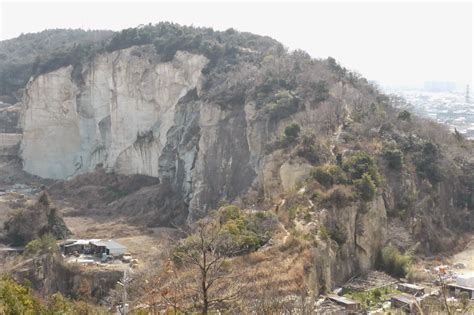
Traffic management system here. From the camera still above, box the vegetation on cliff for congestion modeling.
[0,277,103,314]
[3,192,71,246]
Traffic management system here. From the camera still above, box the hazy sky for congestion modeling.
[0,1,472,87]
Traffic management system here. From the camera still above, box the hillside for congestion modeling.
[0,29,114,102]
[0,23,473,313]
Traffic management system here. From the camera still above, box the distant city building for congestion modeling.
[385,87,474,140]
[424,81,456,92]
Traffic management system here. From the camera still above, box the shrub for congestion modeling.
[415,142,444,184]
[287,205,298,220]
[328,224,347,245]
[353,173,377,202]
[264,90,300,120]
[300,80,329,104]
[397,110,411,121]
[297,135,331,164]
[218,205,277,254]
[322,186,353,208]
[376,245,411,278]
[311,164,346,189]
[284,123,301,141]
[343,151,380,185]
[319,225,330,240]
[383,148,404,170]
[312,167,334,189]
[0,277,45,314]
[24,234,58,256]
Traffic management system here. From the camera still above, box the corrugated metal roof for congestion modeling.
[90,239,126,250]
[328,295,359,305]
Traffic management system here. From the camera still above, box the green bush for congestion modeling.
[415,142,444,184]
[376,245,411,278]
[353,173,377,202]
[265,90,300,120]
[0,277,44,314]
[383,149,404,170]
[24,234,58,257]
[343,151,380,185]
[397,110,411,121]
[311,164,346,189]
[218,205,277,254]
[0,277,101,314]
[300,80,329,104]
[284,123,301,141]
[297,135,331,164]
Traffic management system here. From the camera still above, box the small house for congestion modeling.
[327,295,360,311]
[391,294,417,311]
[90,240,127,257]
[60,239,100,255]
[398,283,425,296]
[447,272,474,299]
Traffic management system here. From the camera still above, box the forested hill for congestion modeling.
[0,23,281,103]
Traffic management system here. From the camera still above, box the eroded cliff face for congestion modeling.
[314,195,387,291]
[20,45,335,219]
[21,46,208,180]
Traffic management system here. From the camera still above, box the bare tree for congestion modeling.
[173,218,244,314]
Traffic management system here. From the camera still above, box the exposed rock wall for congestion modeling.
[0,133,21,157]
[305,195,387,292]
[20,45,327,219]
[21,46,208,180]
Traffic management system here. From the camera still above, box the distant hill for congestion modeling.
[0,29,114,101]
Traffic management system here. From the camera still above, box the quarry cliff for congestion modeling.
[1,24,473,296]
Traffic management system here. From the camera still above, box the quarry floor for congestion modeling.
[0,183,178,271]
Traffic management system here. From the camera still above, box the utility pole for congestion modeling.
[466,85,470,103]
[117,268,130,315]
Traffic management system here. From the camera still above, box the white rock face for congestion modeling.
[22,66,81,179]
[21,46,208,179]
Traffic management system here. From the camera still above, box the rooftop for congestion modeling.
[391,294,417,305]
[328,295,360,305]
[90,239,127,250]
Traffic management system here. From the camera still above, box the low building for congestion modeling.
[327,295,360,311]
[447,283,474,299]
[90,240,127,257]
[60,239,127,257]
[390,294,417,312]
[398,283,425,296]
[60,239,100,255]
[447,272,474,299]
[457,272,474,288]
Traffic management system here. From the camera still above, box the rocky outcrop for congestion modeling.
[21,46,208,180]
[4,192,71,246]
[308,195,387,292]
[10,253,121,301]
